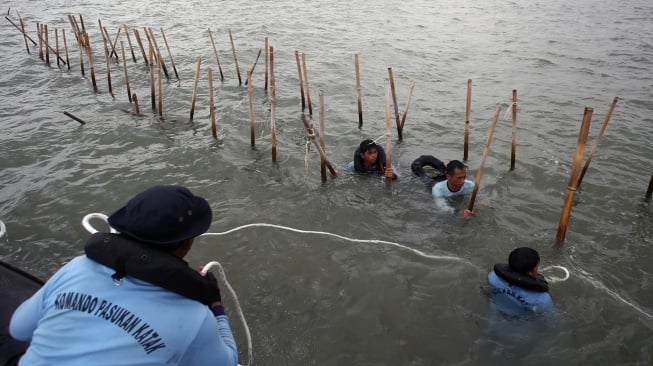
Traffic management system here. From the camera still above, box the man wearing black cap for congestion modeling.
[10,185,238,365]
[487,247,554,315]
[346,139,397,179]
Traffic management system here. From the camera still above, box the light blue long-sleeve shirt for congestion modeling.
[10,256,238,366]
[431,179,475,214]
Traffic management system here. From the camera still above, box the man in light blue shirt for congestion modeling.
[431,160,475,217]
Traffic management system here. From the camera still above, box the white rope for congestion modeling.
[82,213,119,234]
[0,220,6,239]
[202,261,252,366]
[540,265,570,283]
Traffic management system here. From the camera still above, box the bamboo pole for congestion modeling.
[387,67,402,140]
[228,29,242,85]
[467,106,502,212]
[189,57,201,121]
[133,29,148,64]
[247,70,255,146]
[63,29,70,70]
[109,26,121,61]
[301,116,338,177]
[68,15,85,76]
[555,107,593,247]
[5,15,37,46]
[15,15,28,55]
[55,28,60,67]
[510,89,518,171]
[207,28,224,81]
[264,37,268,90]
[124,25,137,62]
[295,51,305,110]
[384,80,393,186]
[270,46,277,162]
[133,93,140,115]
[244,48,261,85]
[208,67,217,138]
[120,41,132,103]
[37,23,42,60]
[319,90,327,182]
[646,173,653,200]
[147,27,169,79]
[576,97,619,188]
[103,34,113,95]
[79,14,86,34]
[149,44,155,110]
[400,82,415,130]
[302,52,313,115]
[101,25,119,62]
[84,32,97,91]
[63,111,87,125]
[44,24,50,66]
[355,54,363,128]
[160,28,179,80]
[157,50,163,117]
[464,79,472,161]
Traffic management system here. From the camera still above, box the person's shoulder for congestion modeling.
[432,180,447,195]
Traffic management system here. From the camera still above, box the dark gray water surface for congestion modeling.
[1,0,652,364]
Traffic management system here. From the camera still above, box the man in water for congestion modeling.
[347,139,397,179]
[10,185,239,365]
[487,247,554,315]
[431,160,475,217]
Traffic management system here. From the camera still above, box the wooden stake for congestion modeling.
[270,46,277,162]
[387,67,401,140]
[124,25,137,62]
[302,52,313,115]
[646,173,653,200]
[384,80,393,186]
[247,71,256,145]
[264,37,269,90]
[16,15,29,54]
[510,89,518,171]
[103,34,113,95]
[147,27,169,79]
[67,15,84,75]
[464,79,472,161]
[110,26,121,61]
[189,57,202,121]
[133,93,140,115]
[55,28,60,67]
[5,15,36,47]
[468,106,502,212]
[133,29,148,64]
[400,82,415,130]
[244,48,261,85]
[207,28,224,81]
[576,97,619,187]
[301,116,338,177]
[37,23,42,60]
[157,50,163,117]
[149,44,155,110]
[208,67,217,138]
[555,107,593,247]
[63,111,86,125]
[160,28,179,80]
[120,41,132,103]
[228,28,242,85]
[44,24,50,66]
[355,54,363,128]
[84,32,97,91]
[319,90,327,182]
[295,51,305,110]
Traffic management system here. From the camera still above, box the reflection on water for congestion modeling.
[1,0,652,364]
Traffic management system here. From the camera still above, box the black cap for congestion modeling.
[108,185,212,245]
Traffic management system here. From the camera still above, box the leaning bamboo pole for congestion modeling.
[576,97,619,188]
[468,106,502,212]
[63,111,87,125]
[400,82,415,130]
[510,89,518,171]
[384,80,393,186]
[55,28,60,67]
[147,27,169,79]
[208,67,217,138]
[189,57,202,121]
[301,116,337,177]
[387,67,402,140]
[302,52,313,115]
[102,34,113,95]
[124,25,137,62]
[244,48,261,86]
[157,50,163,117]
[555,107,593,247]
[264,37,269,90]
[120,41,132,103]
[84,32,98,91]
[160,28,179,79]
[62,29,70,70]
[68,15,85,76]
[247,70,255,145]
[228,28,242,85]
[270,46,277,162]
[319,90,327,182]
[355,54,363,128]
[149,44,155,110]
[132,29,148,64]
[295,51,305,110]
[37,23,42,60]
[646,173,653,200]
[44,24,50,65]
[464,79,472,161]
[207,28,224,81]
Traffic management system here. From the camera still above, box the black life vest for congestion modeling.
[84,233,220,305]
[411,155,446,188]
[493,263,549,292]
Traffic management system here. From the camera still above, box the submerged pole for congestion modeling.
[120,41,132,103]
[207,28,224,81]
[133,29,148,65]
[510,89,518,171]
[247,71,255,145]
[189,57,202,121]
[124,25,137,62]
[228,28,242,85]
[208,67,217,138]
[555,107,593,247]
[646,173,653,200]
[270,46,277,162]
[264,37,269,90]
[160,28,179,80]
[319,90,326,182]
[63,29,70,70]
[464,79,472,161]
[63,111,87,125]
[301,116,338,177]
[384,79,393,186]
[355,54,363,128]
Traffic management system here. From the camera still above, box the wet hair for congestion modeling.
[508,247,540,274]
[359,139,378,154]
[446,160,466,175]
